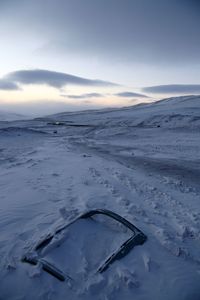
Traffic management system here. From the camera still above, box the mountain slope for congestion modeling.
[0,110,28,121]
[46,95,200,128]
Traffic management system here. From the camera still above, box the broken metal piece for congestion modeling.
[22,209,147,281]
[22,255,67,281]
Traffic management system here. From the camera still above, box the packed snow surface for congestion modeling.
[0,95,200,299]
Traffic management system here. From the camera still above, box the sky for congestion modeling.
[0,0,200,116]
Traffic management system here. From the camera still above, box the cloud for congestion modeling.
[115,92,149,98]
[61,93,103,99]
[6,69,118,89]
[0,79,20,91]
[62,91,150,101]
[1,0,200,89]
[1,0,200,67]
[143,84,200,94]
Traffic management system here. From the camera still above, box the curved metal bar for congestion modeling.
[80,209,145,235]
[22,209,147,281]
[35,209,145,251]
[22,255,67,281]
[98,233,146,273]
[80,209,147,273]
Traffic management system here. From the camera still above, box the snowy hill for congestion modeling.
[0,95,200,300]
[47,95,200,128]
[0,110,28,121]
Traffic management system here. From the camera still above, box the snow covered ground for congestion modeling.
[0,95,200,300]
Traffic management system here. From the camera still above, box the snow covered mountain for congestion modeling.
[44,95,200,129]
[0,110,28,121]
[0,95,200,300]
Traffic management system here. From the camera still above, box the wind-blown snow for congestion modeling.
[0,95,200,299]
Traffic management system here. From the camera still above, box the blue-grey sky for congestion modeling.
[0,0,200,114]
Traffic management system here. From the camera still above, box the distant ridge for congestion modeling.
[0,110,28,121]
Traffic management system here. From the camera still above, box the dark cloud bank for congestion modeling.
[1,0,200,65]
[143,85,200,94]
[0,79,20,91]
[5,70,117,89]
[62,93,103,99]
[115,92,149,98]
[1,69,200,98]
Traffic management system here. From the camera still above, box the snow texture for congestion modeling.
[0,95,200,299]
